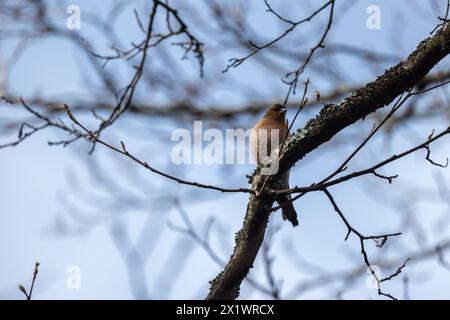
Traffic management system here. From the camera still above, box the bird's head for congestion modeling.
[264,104,287,121]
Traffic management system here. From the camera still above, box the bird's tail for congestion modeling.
[276,195,299,227]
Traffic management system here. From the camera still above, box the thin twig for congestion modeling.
[64,105,252,194]
[18,262,40,300]
[323,189,407,299]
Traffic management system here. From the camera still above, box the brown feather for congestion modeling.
[250,104,299,227]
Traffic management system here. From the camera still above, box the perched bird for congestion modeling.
[250,104,299,227]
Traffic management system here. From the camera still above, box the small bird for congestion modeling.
[250,104,299,227]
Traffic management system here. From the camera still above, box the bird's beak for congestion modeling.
[280,106,287,113]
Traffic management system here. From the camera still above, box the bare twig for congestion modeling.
[64,104,252,194]
[223,0,334,73]
[323,188,406,299]
[281,0,335,104]
[18,262,40,300]
[282,125,450,195]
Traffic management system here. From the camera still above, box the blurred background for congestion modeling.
[0,0,450,299]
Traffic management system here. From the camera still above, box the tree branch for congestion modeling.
[64,105,251,194]
[18,262,40,300]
